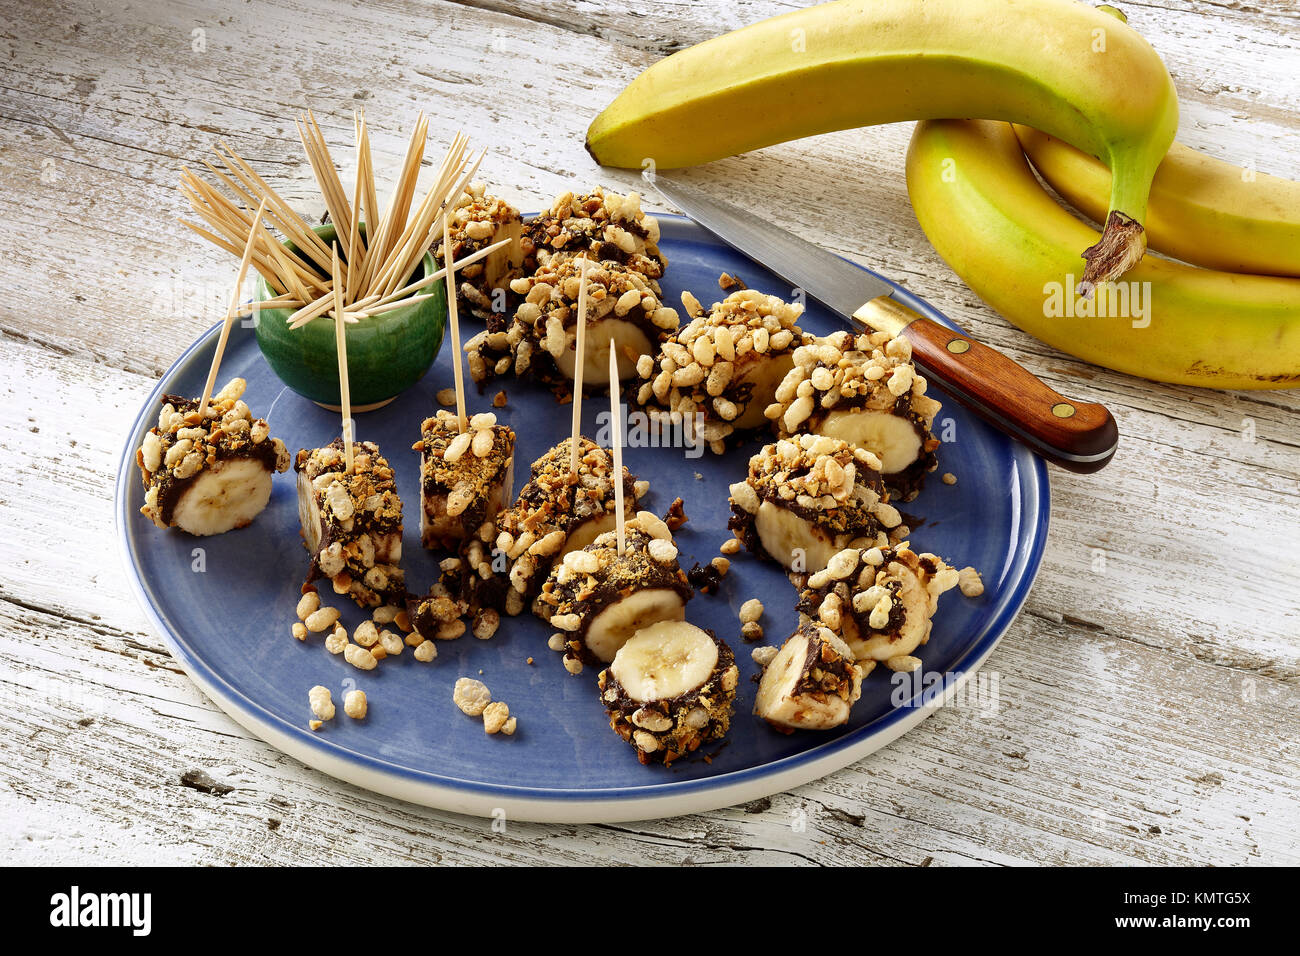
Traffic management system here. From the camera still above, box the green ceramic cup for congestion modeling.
[253,224,446,410]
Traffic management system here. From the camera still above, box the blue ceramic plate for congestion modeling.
[117,216,1049,823]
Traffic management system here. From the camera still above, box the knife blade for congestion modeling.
[646,171,1118,473]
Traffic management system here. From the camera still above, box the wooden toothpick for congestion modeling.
[569,256,591,476]
[443,216,467,434]
[609,341,625,556]
[331,243,354,472]
[198,198,267,418]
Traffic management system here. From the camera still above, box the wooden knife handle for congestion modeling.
[853,297,1118,473]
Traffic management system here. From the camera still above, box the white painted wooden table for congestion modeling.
[3,0,1297,865]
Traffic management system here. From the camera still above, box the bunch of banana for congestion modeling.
[586,0,1177,288]
[1015,126,1300,278]
[905,120,1300,389]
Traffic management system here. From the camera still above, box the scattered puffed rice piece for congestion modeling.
[958,566,984,597]
[742,621,764,641]
[739,598,763,624]
[291,622,307,641]
[353,620,379,647]
[752,645,778,668]
[453,677,492,716]
[308,685,335,721]
[379,630,404,656]
[720,537,741,555]
[942,472,957,485]
[296,591,320,620]
[483,700,510,734]
[324,625,348,655]
[344,644,377,671]
[436,388,457,407]
[303,606,340,633]
[885,655,922,673]
[344,689,367,719]
[414,639,438,662]
[472,608,500,640]
[502,716,517,735]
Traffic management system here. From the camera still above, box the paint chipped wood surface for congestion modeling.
[1,0,1297,865]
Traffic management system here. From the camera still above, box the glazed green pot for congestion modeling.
[253,224,446,409]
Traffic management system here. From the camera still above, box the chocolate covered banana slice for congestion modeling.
[754,622,864,731]
[525,186,666,284]
[413,410,515,550]
[633,288,812,455]
[488,437,641,614]
[597,620,738,765]
[798,545,961,666]
[295,440,405,608]
[538,512,692,668]
[431,182,527,328]
[465,257,678,393]
[137,379,290,536]
[768,330,941,501]
[728,434,903,575]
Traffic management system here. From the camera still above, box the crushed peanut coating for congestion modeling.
[296,439,406,608]
[729,434,899,541]
[525,187,666,284]
[431,182,527,328]
[464,256,678,392]
[768,329,942,501]
[412,409,515,548]
[488,437,640,610]
[633,289,812,455]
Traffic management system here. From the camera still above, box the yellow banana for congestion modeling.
[905,120,1300,389]
[586,0,1178,287]
[1015,125,1300,278]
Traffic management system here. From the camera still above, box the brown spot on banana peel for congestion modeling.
[1079,211,1146,297]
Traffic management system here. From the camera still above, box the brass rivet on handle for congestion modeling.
[946,338,971,354]
[1051,403,1076,418]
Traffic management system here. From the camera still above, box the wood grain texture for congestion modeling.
[1,0,1297,865]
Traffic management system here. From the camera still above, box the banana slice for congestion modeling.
[171,458,274,536]
[553,318,654,382]
[584,588,688,664]
[609,620,719,700]
[539,515,693,666]
[729,434,899,575]
[752,500,862,574]
[295,440,406,608]
[598,620,738,764]
[798,545,961,664]
[819,409,922,476]
[755,623,863,732]
[137,378,290,535]
[633,288,809,453]
[769,331,942,500]
[297,468,323,554]
[732,351,796,430]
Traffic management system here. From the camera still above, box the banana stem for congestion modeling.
[1080,211,1146,295]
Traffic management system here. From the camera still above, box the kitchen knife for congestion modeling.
[647,171,1118,473]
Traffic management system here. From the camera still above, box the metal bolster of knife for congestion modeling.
[851,294,923,339]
